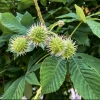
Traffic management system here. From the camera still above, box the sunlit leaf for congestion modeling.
[75,4,86,22]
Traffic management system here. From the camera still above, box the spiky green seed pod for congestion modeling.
[8,35,32,55]
[48,36,65,56]
[28,23,47,46]
[62,38,76,59]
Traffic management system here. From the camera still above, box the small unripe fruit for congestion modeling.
[48,36,65,56]
[8,35,32,55]
[28,23,47,46]
[62,38,76,59]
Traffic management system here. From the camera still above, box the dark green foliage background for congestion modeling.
[0,0,100,99]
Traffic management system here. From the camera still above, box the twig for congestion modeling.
[69,21,82,38]
[33,87,42,100]
[90,4,100,12]
[34,0,45,25]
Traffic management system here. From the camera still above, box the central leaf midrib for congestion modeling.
[87,20,100,37]
[12,77,25,99]
[72,57,97,98]
[44,58,63,88]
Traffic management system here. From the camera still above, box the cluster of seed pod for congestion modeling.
[8,21,77,59]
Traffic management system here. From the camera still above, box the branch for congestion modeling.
[90,5,100,12]
[34,0,45,25]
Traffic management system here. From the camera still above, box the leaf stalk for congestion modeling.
[69,21,82,38]
[33,86,42,100]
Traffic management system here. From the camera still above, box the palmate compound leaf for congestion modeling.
[87,20,100,38]
[40,56,67,94]
[1,13,27,34]
[69,55,100,99]
[2,76,25,99]
[76,53,100,74]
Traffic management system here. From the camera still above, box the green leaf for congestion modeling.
[0,86,4,94]
[76,23,92,33]
[87,11,100,18]
[4,79,14,92]
[61,19,76,23]
[18,0,34,10]
[0,66,6,75]
[91,1,98,6]
[16,12,23,22]
[76,53,100,74]
[24,81,32,99]
[67,0,74,3]
[29,63,41,72]
[87,20,100,38]
[0,42,5,47]
[40,0,47,6]
[0,22,13,34]
[94,11,100,15]
[49,0,66,3]
[25,72,40,85]
[5,71,17,77]
[0,34,12,43]
[74,4,86,22]
[7,67,21,72]
[2,76,25,99]
[21,11,35,28]
[48,7,62,15]
[69,56,100,99]
[56,13,79,19]
[1,13,27,34]
[0,31,12,47]
[40,56,66,94]
[0,69,6,75]
[73,31,90,46]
